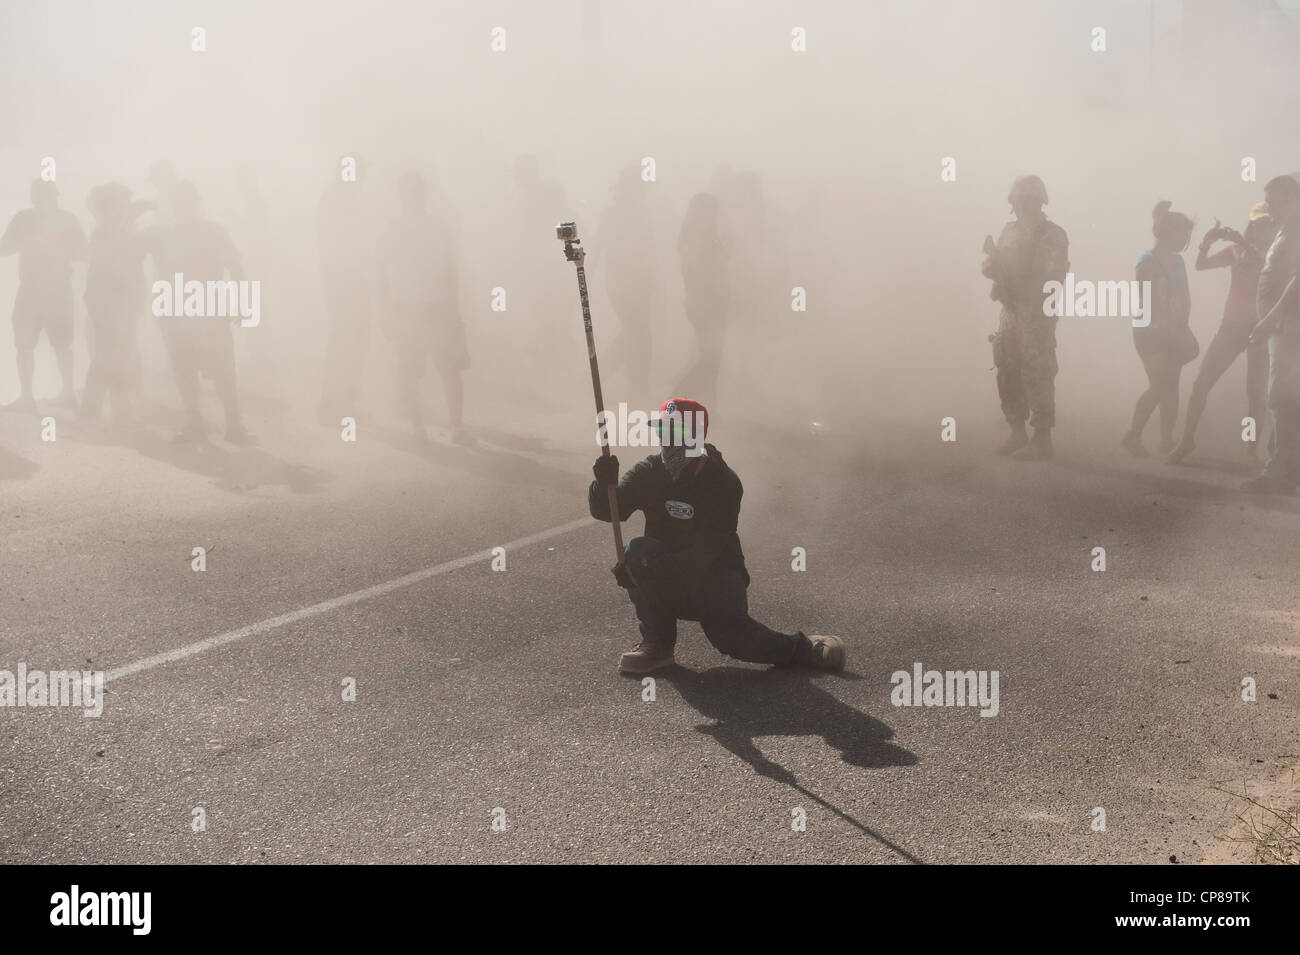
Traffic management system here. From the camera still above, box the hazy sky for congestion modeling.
[1,1,1297,434]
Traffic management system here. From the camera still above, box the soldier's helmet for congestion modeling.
[1008,175,1048,205]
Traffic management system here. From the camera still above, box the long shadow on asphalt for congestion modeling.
[1054,455,1300,515]
[68,425,332,494]
[367,423,580,494]
[467,424,569,456]
[661,665,924,863]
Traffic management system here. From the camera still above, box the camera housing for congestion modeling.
[556,221,578,242]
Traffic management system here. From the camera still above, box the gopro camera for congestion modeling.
[556,221,578,242]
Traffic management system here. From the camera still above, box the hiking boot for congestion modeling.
[1013,428,1053,460]
[618,641,675,676]
[994,426,1029,456]
[804,634,846,671]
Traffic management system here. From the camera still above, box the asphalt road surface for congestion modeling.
[2,392,1297,865]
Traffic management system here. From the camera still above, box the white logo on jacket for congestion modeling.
[664,500,694,520]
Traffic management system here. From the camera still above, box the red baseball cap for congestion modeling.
[658,397,708,443]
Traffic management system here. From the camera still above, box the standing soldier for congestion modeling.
[981,175,1069,459]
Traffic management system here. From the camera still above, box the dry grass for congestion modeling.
[1213,781,1300,865]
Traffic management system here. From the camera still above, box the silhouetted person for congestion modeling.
[143,181,252,444]
[1123,202,1199,458]
[0,179,86,411]
[1167,202,1277,465]
[81,183,149,425]
[1243,175,1300,493]
[597,165,656,402]
[377,171,471,444]
[676,193,732,403]
[981,175,1069,459]
[316,172,373,425]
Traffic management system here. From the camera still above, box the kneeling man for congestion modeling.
[589,396,845,675]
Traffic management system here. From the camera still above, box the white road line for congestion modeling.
[104,516,597,683]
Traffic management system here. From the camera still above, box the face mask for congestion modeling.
[661,444,695,481]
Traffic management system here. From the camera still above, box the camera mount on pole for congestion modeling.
[556,220,625,564]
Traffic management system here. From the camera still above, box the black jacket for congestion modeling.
[588,443,749,585]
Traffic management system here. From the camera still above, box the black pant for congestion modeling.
[625,537,808,665]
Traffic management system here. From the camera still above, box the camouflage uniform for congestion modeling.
[983,217,1069,431]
